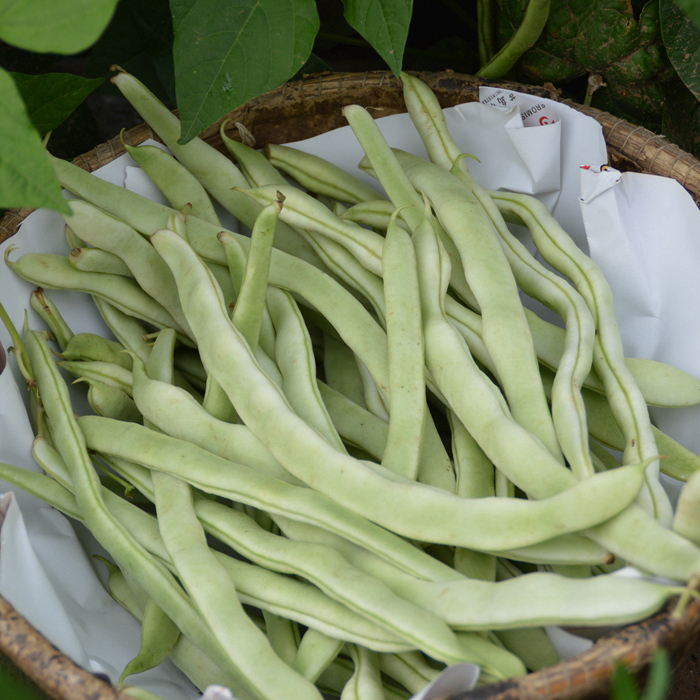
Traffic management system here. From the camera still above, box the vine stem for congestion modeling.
[478,0,494,65]
[477,0,551,79]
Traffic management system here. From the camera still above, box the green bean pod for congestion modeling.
[152,472,323,700]
[191,497,472,666]
[80,378,141,422]
[264,612,299,667]
[61,332,133,369]
[219,121,288,188]
[58,359,133,396]
[491,190,671,524]
[673,470,700,546]
[233,198,282,350]
[292,630,343,683]
[378,652,441,695]
[381,211,426,481]
[391,149,562,462]
[119,597,181,681]
[385,569,684,631]
[237,184,384,277]
[340,646,385,700]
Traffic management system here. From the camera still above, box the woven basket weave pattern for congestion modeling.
[1,71,699,700]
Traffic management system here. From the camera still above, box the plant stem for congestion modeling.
[478,0,495,65]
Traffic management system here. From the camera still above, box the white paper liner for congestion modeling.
[0,86,695,700]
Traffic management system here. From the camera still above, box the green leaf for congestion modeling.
[0,0,120,54]
[171,0,320,144]
[0,68,70,214]
[85,0,176,105]
[661,0,700,101]
[671,0,700,29]
[10,73,104,136]
[342,0,413,76]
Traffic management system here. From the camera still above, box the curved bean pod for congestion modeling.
[237,184,384,277]
[219,122,288,189]
[292,629,342,682]
[61,332,132,369]
[673,470,700,546]
[130,356,297,483]
[385,570,684,631]
[76,414,467,579]
[118,596,181,681]
[80,378,141,422]
[152,472,323,700]
[22,330,264,691]
[58,359,133,396]
[340,646,385,700]
[193,497,471,666]
[233,198,282,351]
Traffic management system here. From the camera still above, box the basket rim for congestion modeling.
[1,69,700,700]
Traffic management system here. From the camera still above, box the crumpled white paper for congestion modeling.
[0,84,697,700]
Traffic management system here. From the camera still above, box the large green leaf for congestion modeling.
[0,68,70,213]
[342,0,413,76]
[671,0,700,29]
[171,0,320,144]
[661,0,700,101]
[11,73,104,136]
[0,0,120,54]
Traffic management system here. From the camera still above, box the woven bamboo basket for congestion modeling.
[1,70,700,700]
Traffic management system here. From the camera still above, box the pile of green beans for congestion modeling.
[2,69,700,700]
